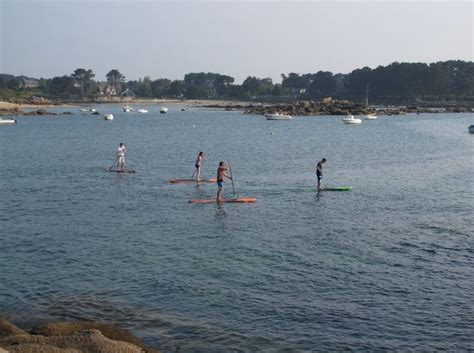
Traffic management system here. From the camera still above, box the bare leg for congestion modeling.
[216,186,222,202]
[196,167,201,181]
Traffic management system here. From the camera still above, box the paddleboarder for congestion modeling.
[216,161,232,202]
[193,151,204,181]
[316,158,326,191]
[116,143,126,171]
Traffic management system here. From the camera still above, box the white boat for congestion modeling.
[0,117,17,125]
[469,125,474,134]
[264,113,293,120]
[137,109,148,114]
[342,115,362,124]
[90,108,97,113]
[79,108,87,112]
[160,107,168,114]
[123,105,134,112]
[365,113,378,120]
[104,114,114,121]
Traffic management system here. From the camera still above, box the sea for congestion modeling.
[1,106,473,352]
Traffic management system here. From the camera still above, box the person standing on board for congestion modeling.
[193,151,204,181]
[216,161,232,202]
[316,158,326,191]
[116,143,126,171]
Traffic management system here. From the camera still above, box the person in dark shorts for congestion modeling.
[216,161,232,202]
[193,151,204,181]
[316,158,327,191]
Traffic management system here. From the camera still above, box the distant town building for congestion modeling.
[104,86,117,96]
[121,88,136,97]
[97,82,118,96]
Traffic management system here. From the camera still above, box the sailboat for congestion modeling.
[364,83,377,120]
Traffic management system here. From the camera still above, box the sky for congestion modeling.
[0,0,472,83]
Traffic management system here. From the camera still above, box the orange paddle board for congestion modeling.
[169,178,217,184]
[188,197,256,204]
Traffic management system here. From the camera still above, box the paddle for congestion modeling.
[229,164,236,197]
[108,158,117,171]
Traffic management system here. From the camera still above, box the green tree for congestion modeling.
[6,77,21,91]
[151,78,171,97]
[307,71,339,99]
[106,69,125,93]
[167,80,185,97]
[71,68,95,96]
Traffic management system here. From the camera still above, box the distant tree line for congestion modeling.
[1,60,473,103]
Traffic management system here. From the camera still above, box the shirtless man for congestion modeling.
[116,143,126,171]
[216,161,232,202]
[316,158,326,191]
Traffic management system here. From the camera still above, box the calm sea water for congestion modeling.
[0,106,473,352]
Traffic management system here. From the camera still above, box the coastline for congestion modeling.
[1,98,472,117]
[0,99,249,110]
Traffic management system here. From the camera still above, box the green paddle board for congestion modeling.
[305,186,352,192]
[322,186,352,191]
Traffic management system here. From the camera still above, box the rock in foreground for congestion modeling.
[0,318,160,353]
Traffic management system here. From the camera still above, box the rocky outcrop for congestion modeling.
[0,318,160,353]
[23,109,57,116]
[0,108,21,116]
[26,96,53,105]
[245,99,379,116]
[1,109,75,116]
[200,98,473,116]
[0,319,27,339]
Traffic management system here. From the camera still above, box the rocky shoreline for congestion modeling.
[0,317,160,353]
[0,108,75,117]
[204,98,473,116]
[1,98,472,117]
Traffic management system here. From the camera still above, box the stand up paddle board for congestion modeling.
[188,197,256,204]
[322,186,352,191]
[169,178,217,184]
[305,186,352,192]
[108,169,136,173]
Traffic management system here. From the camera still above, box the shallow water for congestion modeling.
[1,107,473,351]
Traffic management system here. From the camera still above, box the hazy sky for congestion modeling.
[1,0,472,83]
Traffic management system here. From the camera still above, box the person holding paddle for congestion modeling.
[216,161,232,202]
[116,143,126,171]
[316,158,326,191]
[193,151,204,181]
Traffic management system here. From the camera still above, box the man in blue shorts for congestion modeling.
[216,161,232,202]
[316,158,326,191]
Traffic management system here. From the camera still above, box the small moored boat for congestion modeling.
[104,114,114,121]
[123,105,133,112]
[79,108,87,112]
[342,115,362,124]
[365,113,378,120]
[90,108,97,113]
[160,107,168,114]
[137,109,148,114]
[264,113,293,120]
[469,124,474,134]
[0,117,17,125]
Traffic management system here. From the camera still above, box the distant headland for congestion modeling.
[1,60,473,114]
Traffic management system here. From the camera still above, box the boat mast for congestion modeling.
[366,83,369,106]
